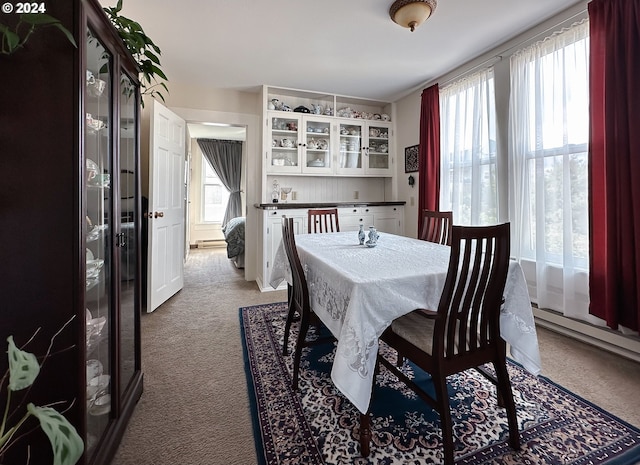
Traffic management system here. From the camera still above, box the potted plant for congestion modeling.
[0,320,83,465]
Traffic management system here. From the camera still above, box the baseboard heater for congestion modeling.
[533,307,640,363]
[195,239,226,249]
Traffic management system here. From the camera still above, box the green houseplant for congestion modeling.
[0,320,83,465]
[103,0,168,103]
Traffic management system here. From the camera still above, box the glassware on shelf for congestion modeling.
[280,187,292,203]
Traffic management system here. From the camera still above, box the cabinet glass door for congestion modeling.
[118,72,138,398]
[366,123,390,171]
[85,28,113,456]
[269,114,300,172]
[302,116,332,173]
[338,121,364,172]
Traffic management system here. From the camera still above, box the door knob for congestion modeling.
[154,211,164,218]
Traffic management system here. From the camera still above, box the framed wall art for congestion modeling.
[404,145,419,173]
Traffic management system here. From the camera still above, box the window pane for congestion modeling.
[440,68,498,225]
[202,159,230,223]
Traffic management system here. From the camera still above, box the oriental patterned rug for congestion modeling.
[240,302,640,465]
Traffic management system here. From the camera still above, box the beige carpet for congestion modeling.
[111,247,640,465]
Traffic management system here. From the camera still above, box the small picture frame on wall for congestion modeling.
[405,145,419,173]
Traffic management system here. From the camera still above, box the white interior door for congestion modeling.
[147,99,186,312]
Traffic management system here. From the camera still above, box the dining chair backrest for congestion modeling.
[434,223,510,363]
[419,210,453,246]
[308,208,340,233]
[281,216,310,322]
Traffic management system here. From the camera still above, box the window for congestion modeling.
[509,20,590,317]
[440,68,498,225]
[202,158,230,223]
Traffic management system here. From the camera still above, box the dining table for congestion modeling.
[270,230,541,456]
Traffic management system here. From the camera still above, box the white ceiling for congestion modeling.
[101,0,583,102]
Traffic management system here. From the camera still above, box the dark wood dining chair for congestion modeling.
[308,208,340,233]
[281,216,334,390]
[378,223,518,465]
[419,210,453,245]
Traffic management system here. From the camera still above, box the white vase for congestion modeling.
[358,224,365,245]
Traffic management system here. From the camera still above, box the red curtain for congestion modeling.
[588,0,640,330]
[417,84,441,237]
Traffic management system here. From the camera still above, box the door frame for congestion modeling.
[171,107,260,282]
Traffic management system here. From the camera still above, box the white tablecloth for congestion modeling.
[270,231,541,414]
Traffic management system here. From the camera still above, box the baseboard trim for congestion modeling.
[533,308,640,363]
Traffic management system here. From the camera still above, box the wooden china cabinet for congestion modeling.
[0,1,143,464]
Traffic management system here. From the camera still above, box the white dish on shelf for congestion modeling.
[86,359,103,381]
[86,259,104,279]
[308,159,325,167]
[87,316,106,339]
[89,394,111,416]
[88,374,110,391]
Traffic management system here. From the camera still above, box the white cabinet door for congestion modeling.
[301,116,334,174]
[267,113,335,175]
[339,207,374,232]
[335,119,393,176]
[370,206,404,235]
[267,112,303,174]
[364,122,393,176]
[336,120,366,175]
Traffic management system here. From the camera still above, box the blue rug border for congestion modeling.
[240,302,640,465]
[239,305,268,465]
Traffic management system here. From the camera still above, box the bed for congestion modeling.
[222,216,245,268]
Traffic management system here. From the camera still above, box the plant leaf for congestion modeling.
[51,23,77,48]
[27,404,84,465]
[143,49,160,64]
[20,13,61,25]
[7,336,40,391]
[2,28,21,52]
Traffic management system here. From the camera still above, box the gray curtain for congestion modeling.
[196,138,243,227]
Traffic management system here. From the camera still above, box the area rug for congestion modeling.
[240,302,640,465]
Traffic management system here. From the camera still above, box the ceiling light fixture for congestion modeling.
[389,0,437,32]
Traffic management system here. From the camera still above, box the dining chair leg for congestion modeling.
[433,375,455,465]
[291,312,310,390]
[494,360,520,450]
[359,412,371,457]
[282,285,295,356]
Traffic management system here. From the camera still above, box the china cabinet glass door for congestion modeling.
[85,28,113,456]
[337,120,364,174]
[302,116,333,174]
[365,122,391,173]
[118,72,138,398]
[268,113,301,173]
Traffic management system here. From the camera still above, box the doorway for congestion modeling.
[170,108,260,283]
[186,122,247,249]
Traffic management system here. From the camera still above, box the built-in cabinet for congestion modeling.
[0,2,142,464]
[264,86,394,177]
[258,205,404,290]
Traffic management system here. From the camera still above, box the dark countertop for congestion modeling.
[254,201,406,210]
